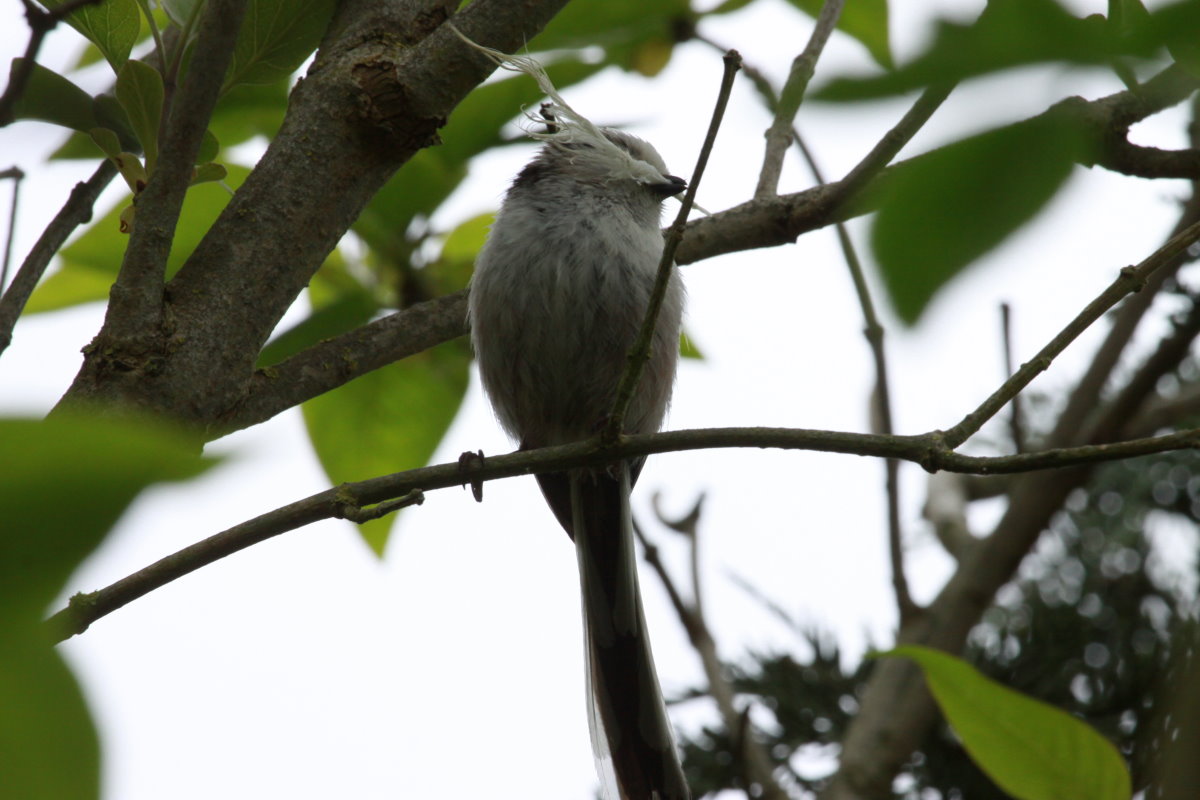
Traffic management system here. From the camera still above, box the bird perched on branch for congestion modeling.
[467,74,690,800]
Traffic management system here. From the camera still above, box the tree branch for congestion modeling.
[60,0,573,425]
[635,506,790,800]
[95,0,247,358]
[754,0,843,198]
[45,421,1200,641]
[0,0,108,127]
[941,217,1200,450]
[0,166,23,290]
[605,49,740,440]
[0,160,117,355]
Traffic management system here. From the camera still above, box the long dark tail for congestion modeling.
[569,464,690,800]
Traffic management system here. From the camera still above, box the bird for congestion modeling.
[468,122,690,800]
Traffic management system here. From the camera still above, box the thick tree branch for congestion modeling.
[0,160,117,355]
[46,422,1200,641]
[214,291,468,437]
[60,0,572,426]
[99,0,249,347]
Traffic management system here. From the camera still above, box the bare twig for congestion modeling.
[1047,96,1200,449]
[999,303,1025,453]
[941,218,1200,450]
[790,130,915,620]
[0,0,109,127]
[754,0,843,198]
[0,166,23,290]
[634,512,789,800]
[0,160,117,355]
[605,49,741,440]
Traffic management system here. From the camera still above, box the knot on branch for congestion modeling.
[352,59,443,149]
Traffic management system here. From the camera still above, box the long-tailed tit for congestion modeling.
[469,125,689,800]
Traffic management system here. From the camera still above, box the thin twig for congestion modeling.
[999,303,1025,453]
[0,167,23,290]
[1047,95,1200,449]
[605,50,741,441]
[791,127,915,621]
[0,160,117,355]
[44,421,1200,642]
[941,218,1200,450]
[0,0,109,127]
[754,0,843,198]
[634,516,789,800]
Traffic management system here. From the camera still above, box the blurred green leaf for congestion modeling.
[8,59,96,131]
[426,212,493,296]
[94,92,140,149]
[532,0,688,58]
[0,414,214,800]
[817,0,1120,101]
[162,0,203,27]
[880,645,1132,800]
[870,117,1086,324]
[680,330,703,360]
[302,339,471,556]
[0,633,99,800]
[786,0,892,68]
[197,128,220,163]
[26,165,249,314]
[89,127,122,158]
[223,0,336,91]
[207,79,290,150]
[115,59,164,170]
[189,162,227,184]
[42,0,140,71]
[257,287,378,368]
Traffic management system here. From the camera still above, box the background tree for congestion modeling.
[2,0,1199,798]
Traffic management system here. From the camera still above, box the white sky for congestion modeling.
[1,0,1195,797]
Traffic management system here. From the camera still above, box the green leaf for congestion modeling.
[196,128,220,163]
[161,0,203,27]
[42,0,141,71]
[0,414,215,800]
[870,117,1086,324]
[89,127,122,158]
[115,59,164,170]
[0,633,99,800]
[256,287,378,368]
[93,92,140,150]
[206,79,290,149]
[25,165,250,314]
[879,645,1132,800]
[302,339,471,556]
[189,162,227,185]
[427,212,493,296]
[8,59,96,131]
[222,0,336,91]
[817,0,1120,101]
[680,330,703,360]
[785,0,892,69]
[532,0,688,57]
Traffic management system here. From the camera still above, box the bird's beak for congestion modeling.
[651,175,687,197]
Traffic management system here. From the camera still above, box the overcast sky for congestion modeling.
[2,0,1195,797]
